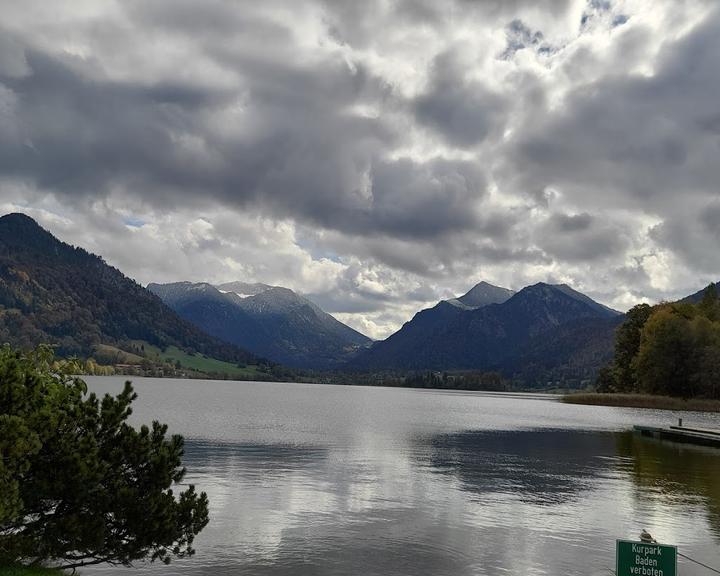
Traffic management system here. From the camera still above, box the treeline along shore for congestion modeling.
[562,393,720,413]
[563,284,720,412]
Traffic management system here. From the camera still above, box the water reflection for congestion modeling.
[616,432,720,541]
[183,440,328,481]
[173,437,487,576]
[419,429,618,505]
[79,378,720,576]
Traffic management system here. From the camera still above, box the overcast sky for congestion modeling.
[1,0,719,338]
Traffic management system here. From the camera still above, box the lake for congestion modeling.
[82,377,720,576]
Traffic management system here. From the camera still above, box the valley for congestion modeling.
[0,212,717,394]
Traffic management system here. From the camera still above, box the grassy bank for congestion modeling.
[562,393,720,413]
[94,341,269,379]
[0,566,63,576]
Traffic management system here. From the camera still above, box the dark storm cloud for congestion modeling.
[473,244,550,264]
[366,157,486,237]
[393,0,575,27]
[501,4,720,275]
[651,200,720,274]
[0,33,28,77]
[613,260,652,287]
[0,48,225,194]
[0,0,580,262]
[508,7,720,214]
[413,49,508,148]
[125,0,287,38]
[551,213,593,232]
[0,15,492,246]
[700,203,720,237]
[2,0,720,326]
[536,212,629,262]
[297,204,543,282]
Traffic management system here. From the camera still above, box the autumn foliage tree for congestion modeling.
[0,346,209,569]
[598,285,720,398]
[633,306,694,396]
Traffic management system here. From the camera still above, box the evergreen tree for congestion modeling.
[0,346,209,569]
[613,303,653,392]
[695,345,720,399]
[595,366,616,393]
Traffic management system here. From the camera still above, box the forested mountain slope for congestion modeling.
[149,281,370,368]
[0,213,261,367]
[350,282,622,386]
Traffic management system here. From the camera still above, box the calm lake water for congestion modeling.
[82,377,720,576]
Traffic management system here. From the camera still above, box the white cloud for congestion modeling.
[1,0,719,339]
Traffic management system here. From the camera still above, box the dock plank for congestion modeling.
[634,425,720,447]
[669,425,720,437]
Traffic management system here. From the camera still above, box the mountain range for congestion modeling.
[148,281,370,369]
[349,281,624,385]
[0,213,262,373]
[2,211,716,387]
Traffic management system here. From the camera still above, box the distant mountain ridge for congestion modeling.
[349,281,623,385]
[446,281,515,309]
[0,213,261,367]
[149,280,371,369]
[681,282,720,304]
[350,281,515,371]
[217,281,273,298]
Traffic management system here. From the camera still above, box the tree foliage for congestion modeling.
[613,303,653,392]
[599,285,720,398]
[633,307,695,396]
[0,346,209,569]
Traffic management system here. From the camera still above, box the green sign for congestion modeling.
[616,540,677,576]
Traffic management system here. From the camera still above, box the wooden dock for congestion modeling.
[634,424,720,447]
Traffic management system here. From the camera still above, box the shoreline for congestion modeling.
[0,566,63,575]
[562,393,720,413]
[81,373,535,395]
